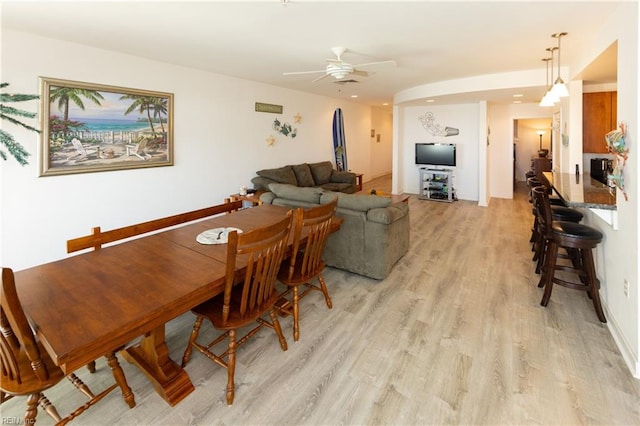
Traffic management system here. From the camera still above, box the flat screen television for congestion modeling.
[415,143,456,167]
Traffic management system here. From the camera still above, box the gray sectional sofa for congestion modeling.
[260,183,410,280]
[251,161,357,194]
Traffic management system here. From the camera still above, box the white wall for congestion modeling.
[369,106,393,179]
[0,29,371,270]
[397,104,479,201]
[566,2,639,377]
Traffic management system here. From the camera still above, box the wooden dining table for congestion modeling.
[13,204,295,407]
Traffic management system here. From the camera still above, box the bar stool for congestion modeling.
[530,185,583,271]
[534,186,606,323]
[527,177,566,206]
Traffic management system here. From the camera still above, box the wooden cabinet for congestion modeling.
[583,91,617,153]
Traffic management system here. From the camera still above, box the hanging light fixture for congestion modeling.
[550,32,569,98]
[545,47,560,104]
[539,57,554,107]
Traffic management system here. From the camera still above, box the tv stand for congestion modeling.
[419,168,455,202]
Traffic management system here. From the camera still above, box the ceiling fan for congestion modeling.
[283,47,396,82]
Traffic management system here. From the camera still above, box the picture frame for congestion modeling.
[39,77,173,176]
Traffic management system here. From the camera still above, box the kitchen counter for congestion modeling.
[543,172,616,211]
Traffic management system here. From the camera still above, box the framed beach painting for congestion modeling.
[39,77,173,176]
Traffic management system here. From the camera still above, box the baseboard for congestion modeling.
[604,301,640,378]
[370,171,392,180]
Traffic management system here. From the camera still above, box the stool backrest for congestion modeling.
[532,186,553,238]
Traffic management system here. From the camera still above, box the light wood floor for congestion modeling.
[3,175,639,425]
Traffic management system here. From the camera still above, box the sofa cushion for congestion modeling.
[308,161,333,185]
[268,183,323,204]
[320,192,392,211]
[256,165,297,185]
[330,170,356,184]
[319,182,356,193]
[291,163,315,187]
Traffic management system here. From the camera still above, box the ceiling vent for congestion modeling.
[333,79,360,85]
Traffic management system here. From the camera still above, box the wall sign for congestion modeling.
[255,102,283,114]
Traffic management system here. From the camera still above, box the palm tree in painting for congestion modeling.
[120,95,158,134]
[49,86,104,121]
[149,97,168,134]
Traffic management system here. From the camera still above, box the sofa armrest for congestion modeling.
[251,176,277,191]
[259,191,276,204]
[330,170,356,184]
[366,202,409,225]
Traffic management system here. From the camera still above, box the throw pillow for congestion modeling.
[308,161,333,185]
[269,183,323,204]
[291,163,315,187]
[256,166,297,185]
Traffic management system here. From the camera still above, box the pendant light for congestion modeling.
[550,32,569,98]
[545,47,560,104]
[539,57,554,107]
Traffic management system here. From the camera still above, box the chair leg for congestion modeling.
[269,309,288,350]
[106,352,135,408]
[534,238,547,275]
[87,361,96,373]
[38,393,61,422]
[540,241,559,306]
[182,316,204,367]
[582,249,607,323]
[292,285,300,341]
[67,373,95,399]
[25,393,40,425]
[317,274,332,309]
[226,329,237,406]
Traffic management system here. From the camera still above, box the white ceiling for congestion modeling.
[1,0,619,108]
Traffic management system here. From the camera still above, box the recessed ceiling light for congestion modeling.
[513,100,522,104]
[513,94,524,98]
[351,95,358,98]
[383,102,389,106]
[425,99,435,103]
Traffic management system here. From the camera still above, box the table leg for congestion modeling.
[123,325,194,406]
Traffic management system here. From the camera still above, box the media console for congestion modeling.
[419,168,456,203]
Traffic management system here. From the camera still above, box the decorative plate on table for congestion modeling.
[196,227,243,245]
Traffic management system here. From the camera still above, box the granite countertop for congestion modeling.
[543,172,617,210]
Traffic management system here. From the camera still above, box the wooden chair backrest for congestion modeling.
[286,199,338,282]
[532,186,552,238]
[67,200,243,253]
[222,211,293,324]
[0,268,50,383]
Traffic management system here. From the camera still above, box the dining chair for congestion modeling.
[180,212,293,405]
[276,198,338,341]
[0,267,135,425]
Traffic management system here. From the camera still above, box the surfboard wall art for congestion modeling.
[332,108,348,171]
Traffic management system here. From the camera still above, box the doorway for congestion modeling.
[513,117,553,183]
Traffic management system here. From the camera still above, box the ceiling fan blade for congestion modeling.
[311,73,330,83]
[352,70,369,77]
[283,69,326,76]
[353,60,397,69]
